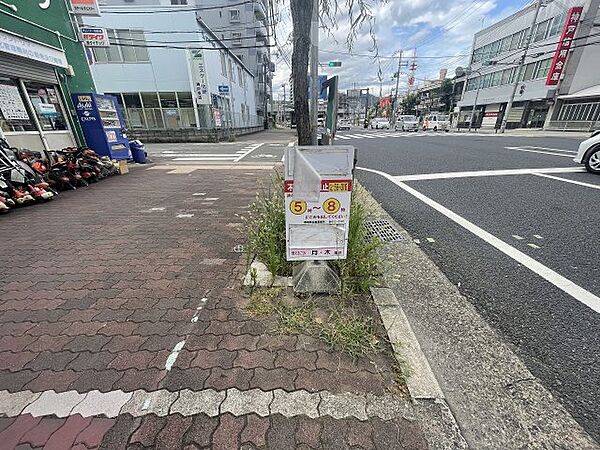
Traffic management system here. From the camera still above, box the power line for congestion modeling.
[101,0,256,14]
[108,41,276,50]
[319,48,471,59]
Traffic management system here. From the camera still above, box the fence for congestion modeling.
[546,120,600,132]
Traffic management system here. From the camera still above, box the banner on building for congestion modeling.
[546,6,583,86]
[71,0,100,16]
[0,30,68,68]
[0,84,29,120]
[189,50,210,105]
[80,27,110,48]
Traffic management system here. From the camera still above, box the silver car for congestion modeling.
[574,130,600,174]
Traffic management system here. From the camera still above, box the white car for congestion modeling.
[337,120,351,131]
[370,118,390,129]
[574,130,600,174]
[423,114,450,131]
[395,115,419,132]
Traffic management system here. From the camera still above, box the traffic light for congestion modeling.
[328,61,342,67]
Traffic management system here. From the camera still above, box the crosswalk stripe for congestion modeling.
[335,135,352,140]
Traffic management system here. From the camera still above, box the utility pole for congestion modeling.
[309,0,319,144]
[500,0,544,133]
[391,50,402,125]
[282,83,286,124]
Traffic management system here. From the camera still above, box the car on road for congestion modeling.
[423,114,450,131]
[370,118,390,129]
[337,120,351,131]
[574,130,600,174]
[395,115,419,132]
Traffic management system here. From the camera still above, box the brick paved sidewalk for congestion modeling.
[0,164,427,449]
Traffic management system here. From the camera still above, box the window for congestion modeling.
[500,36,511,53]
[510,30,524,50]
[229,9,240,22]
[534,58,552,79]
[220,52,227,76]
[159,92,177,108]
[549,12,566,37]
[92,29,149,63]
[534,19,551,42]
[232,32,242,45]
[490,71,502,87]
[177,92,193,107]
[522,62,536,81]
[482,73,491,89]
[170,0,187,4]
[141,92,159,108]
[228,59,235,83]
[490,40,501,58]
[501,69,512,85]
[238,67,244,87]
[0,78,36,132]
[24,82,68,131]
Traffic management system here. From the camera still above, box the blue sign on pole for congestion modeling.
[308,75,328,100]
[218,85,230,96]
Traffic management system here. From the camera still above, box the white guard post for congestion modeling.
[284,145,355,262]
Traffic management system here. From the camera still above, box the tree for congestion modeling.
[401,94,418,115]
[290,0,377,145]
[439,79,454,113]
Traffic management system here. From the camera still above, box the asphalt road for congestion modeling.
[344,128,600,441]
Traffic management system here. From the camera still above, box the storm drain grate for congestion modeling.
[364,219,405,242]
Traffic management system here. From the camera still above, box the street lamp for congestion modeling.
[456,66,483,132]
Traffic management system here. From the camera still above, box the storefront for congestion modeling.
[0,0,96,151]
[0,33,75,151]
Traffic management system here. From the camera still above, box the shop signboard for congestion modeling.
[71,0,101,16]
[546,6,583,86]
[189,50,210,105]
[36,102,58,118]
[213,110,222,127]
[0,30,68,68]
[0,84,29,120]
[481,111,498,128]
[284,146,354,261]
[80,27,110,48]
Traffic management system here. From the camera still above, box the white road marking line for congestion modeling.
[512,235,524,240]
[335,135,352,140]
[165,340,186,371]
[205,197,218,201]
[173,157,237,161]
[343,134,366,139]
[393,167,584,182]
[504,147,574,158]
[234,143,265,162]
[533,172,600,190]
[426,238,436,243]
[149,207,165,211]
[176,213,194,218]
[358,166,600,315]
[163,154,242,157]
[353,134,378,139]
[413,239,421,244]
[534,235,544,239]
[528,243,541,249]
[523,146,577,154]
[193,193,206,196]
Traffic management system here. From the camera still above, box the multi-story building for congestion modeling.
[0,0,95,151]
[84,3,260,137]
[457,0,600,131]
[198,0,274,121]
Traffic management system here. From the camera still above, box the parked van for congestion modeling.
[423,114,450,131]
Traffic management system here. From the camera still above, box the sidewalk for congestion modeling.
[0,164,427,448]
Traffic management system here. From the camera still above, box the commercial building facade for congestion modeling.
[458,0,600,131]
[84,4,259,136]
[0,0,95,151]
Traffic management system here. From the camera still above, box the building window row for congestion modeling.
[558,102,600,122]
[92,29,150,64]
[465,58,553,92]
[472,11,566,64]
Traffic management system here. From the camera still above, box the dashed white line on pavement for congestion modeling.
[193,192,206,196]
[358,166,600,315]
[533,173,600,190]
[176,213,194,218]
[165,340,186,371]
[528,243,541,249]
[534,235,544,240]
[426,237,436,243]
[504,147,574,158]
[512,235,524,240]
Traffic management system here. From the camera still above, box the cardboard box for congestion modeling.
[118,160,129,174]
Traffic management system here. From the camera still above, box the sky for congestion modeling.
[271,0,529,99]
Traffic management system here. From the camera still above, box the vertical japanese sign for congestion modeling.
[546,6,583,86]
[71,0,100,16]
[190,50,210,105]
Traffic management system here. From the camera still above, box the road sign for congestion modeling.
[284,146,355,261]
[218,85,230,96]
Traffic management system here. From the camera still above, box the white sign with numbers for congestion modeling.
[284,146,354,261]
[0,84,29,120]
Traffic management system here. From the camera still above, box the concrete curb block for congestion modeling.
[371,287,444,400]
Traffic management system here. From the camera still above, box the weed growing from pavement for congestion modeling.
[245,173,293,277]
[244,175,387,359]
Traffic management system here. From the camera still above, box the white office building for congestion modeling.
[458,0,600,131]
[84,4,260,139]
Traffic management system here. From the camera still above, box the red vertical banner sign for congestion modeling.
[546,6,584,86]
